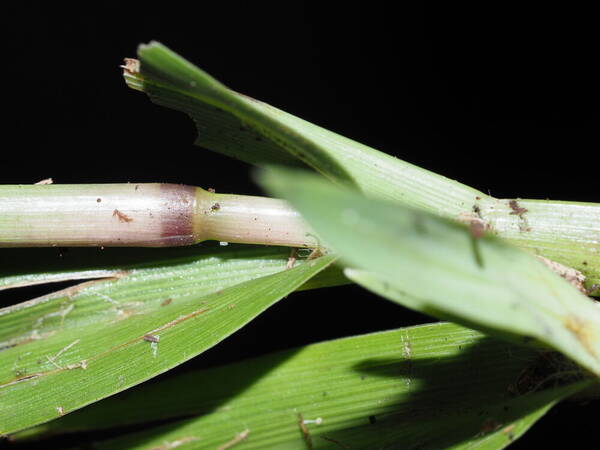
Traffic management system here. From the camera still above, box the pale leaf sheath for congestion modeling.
[0,184,313,248]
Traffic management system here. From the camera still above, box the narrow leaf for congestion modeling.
[0,245,346,292]
[0,248,336,434]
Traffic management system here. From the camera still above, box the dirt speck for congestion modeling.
[509,200,528,217]
[121,58,140,75]
[508,200,531,232]
[469,220,486,239]
[112,209,133,223]
[211,203,221,211]
[298,414,313,450]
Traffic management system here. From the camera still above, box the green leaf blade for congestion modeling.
[260,168,600,375]
[0,246,335,434]
[19,323,586,449]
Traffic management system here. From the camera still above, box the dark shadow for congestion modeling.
[330,335,579,448]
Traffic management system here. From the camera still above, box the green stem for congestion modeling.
[478,197,600,293]
[0,184,313,248]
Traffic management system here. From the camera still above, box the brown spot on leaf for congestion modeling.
[564,315,597,359]
[458,211,494,236]
[161,298,173,307]
[469,220,486,239]
[211,203,221,211]
[112,209,133,223]
[509,200,528,217]
[508,200,531,232]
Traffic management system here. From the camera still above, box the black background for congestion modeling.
[3,2,598,447]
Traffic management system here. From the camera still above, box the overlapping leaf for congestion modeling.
[261,168,600,375]
[125,41,600,289]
